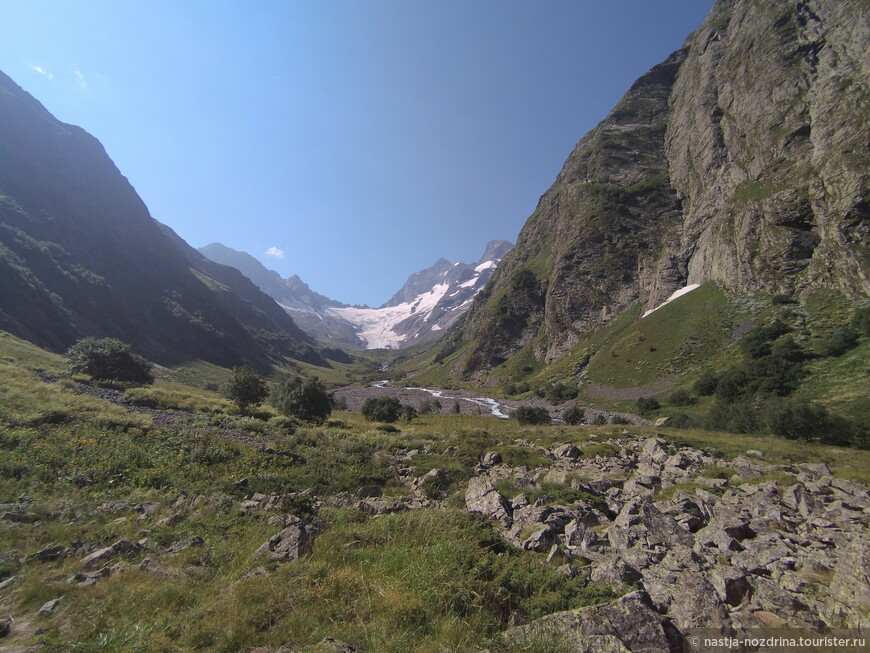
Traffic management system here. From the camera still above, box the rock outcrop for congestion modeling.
[442,0,869,380]
[465,434,870,645]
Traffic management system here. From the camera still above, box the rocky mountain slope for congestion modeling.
[441,0,869,381]
[201,240,512,349]
[0,70,321,368]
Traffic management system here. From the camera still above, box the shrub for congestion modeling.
[563,406,585,425]
[66,337,154,385]
[668,388,694,407]
[636,396,661,415]
[513,405,550,425]
[693,370,719,396]
[452,401,461,414]
[361,396,404,423]
[715,368,748,402]
[220,366,268,413]
[764,398,835,442]
[271,376,332,424]
[418,398,442,414]
[545,382,578,405]
[593,414,608,425]
[401,404,418,422]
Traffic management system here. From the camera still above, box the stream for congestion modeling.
[372,381,513,419]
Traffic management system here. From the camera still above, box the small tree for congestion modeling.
[220,366,268,413]
[361,396,403,423]
[563,406,585,425]
[271,375,332,424]
[636,396,661,415]
[513,405,550,425]
[66,337,154,385]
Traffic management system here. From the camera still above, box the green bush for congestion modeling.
[544,382,578,405]
[220,366,268,413]
[66,337,154,385]
[693,370,719,396]
[636,396,661,415]
[513,405,551,425]
[668,388,694,406]
[361,396,404,423]
[563,406,585,425]
[271,375,332,424]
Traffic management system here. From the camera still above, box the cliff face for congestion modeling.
[450,0,869,380]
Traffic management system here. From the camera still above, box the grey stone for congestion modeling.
[166,536,205,553]
[481,451,502,467]
[256,522,312,563]
[502,591,675,653]
[465,477,512,526]
[38,597,62,615]
[710,566,753,606]
[80,546,114,569]
[552,443,581,459]
[27,543,68,562]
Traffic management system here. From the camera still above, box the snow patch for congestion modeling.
[642,283,701,318]
[475,260,496,273]
[327,283,451,349]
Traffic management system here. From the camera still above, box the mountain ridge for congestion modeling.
[200,240,513,349]
[0,70,322,369]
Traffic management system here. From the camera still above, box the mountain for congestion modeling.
[200,240,512,349]
[199,242,362,346]
[0,70,323,369]
[432,0,869,382]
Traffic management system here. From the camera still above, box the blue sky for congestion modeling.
[1,0,714,307]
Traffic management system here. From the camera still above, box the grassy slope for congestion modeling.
[2,331,870,651]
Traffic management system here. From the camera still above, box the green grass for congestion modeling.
[3,330,870,651]
[584,282,733,388]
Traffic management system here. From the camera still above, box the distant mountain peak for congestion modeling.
[200,240,513,350]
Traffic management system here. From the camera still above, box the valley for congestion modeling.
[1,0,869,650]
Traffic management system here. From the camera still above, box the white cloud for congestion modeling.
[31,65,53,79]
[265,247,285,259]
[73,70,87,89]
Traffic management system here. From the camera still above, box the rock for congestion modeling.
[257,522,313,563]
[667,573,729,631]
[748,577,826,631]
[0,576,16,591]
[609,498,694,552]
[0,617,10,638]
[166,536,205,554]
[654,417,670,427]
[38,597,62,615]
[27,543,68,562]
[481,451,502,467]
[353,485,382,499]
[502,591,676,653]
[521,526,557,553]
[826,538,870,628]
[419,468,449,493]
[0,512,41,523]
[590,556,642,585]
[552,443,581,459]
[156,513,185,528]
[465,477,512,526]
[710,566,753,606]
[80,546,114,569]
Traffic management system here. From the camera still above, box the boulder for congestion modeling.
[552,443,581,459]
[501,591,676,653]
[257,521,313,563]
[465,477,512,526]
[38,597,62,615]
